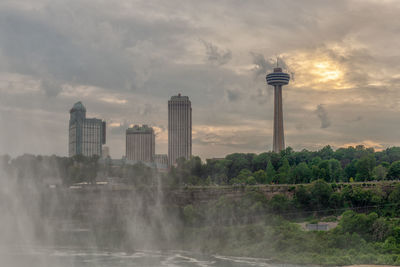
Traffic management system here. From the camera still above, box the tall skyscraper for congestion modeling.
[69,101,106,157]
[266,67,290,153]
[126,124,155,162]
[168,94,192,166]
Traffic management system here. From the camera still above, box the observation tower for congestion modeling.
[266,66,290,153]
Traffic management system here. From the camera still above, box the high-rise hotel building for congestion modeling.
[126,125,155,162]
[69,102,106,157]
[168,94,192,166]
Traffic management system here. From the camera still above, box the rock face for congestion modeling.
[40,185,295,228]
[165,185,294,205]
[41,182,394,224]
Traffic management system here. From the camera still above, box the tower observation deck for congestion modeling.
[266,67,290,153]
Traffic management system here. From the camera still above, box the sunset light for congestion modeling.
[313,62,341,82]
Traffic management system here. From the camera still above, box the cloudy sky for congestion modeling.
[0,0,399,159]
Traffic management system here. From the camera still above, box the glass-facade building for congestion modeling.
[68,102,106,157]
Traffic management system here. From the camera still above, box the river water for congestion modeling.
[0,247,301,267]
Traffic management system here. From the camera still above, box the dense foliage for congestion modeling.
[168,145,400,185]
[0,154,156,186]
[181,180,400,225]
[3,145,400,187]
[4,148,400,265]
[180,180,400,265]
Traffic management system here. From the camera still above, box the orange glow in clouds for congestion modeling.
[312,62,342,82]
[286,52,350,90]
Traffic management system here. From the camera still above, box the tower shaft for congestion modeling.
[273,85,285,153]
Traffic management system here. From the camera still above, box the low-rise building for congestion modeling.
[126,125,155,162]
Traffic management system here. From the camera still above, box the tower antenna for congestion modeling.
[276,56,279,68]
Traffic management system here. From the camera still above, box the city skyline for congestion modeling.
[1,1,400,159]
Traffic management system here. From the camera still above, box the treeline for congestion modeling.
[0,154,155,186]
[168,145,400,186]
[3,145,400,187]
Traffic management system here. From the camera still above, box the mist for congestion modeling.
[2,0,400,266]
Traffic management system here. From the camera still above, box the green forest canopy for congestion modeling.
[3,145,400,186]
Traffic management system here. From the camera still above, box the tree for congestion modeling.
[371,217,390,242]
[344,160,358,181]
[310,179,332,209]
[310,165,322,181]
[205,158,230,184]
[318,145,334,160]
[294,185,311,209]
[293,149,312,165]
[187,156,204,177]
[253,169,267,184]
[252,153,270,171]
[204,176,212,186]
[355,155,376,181]
[330,159,344,182]
[329,192,343,209]
[388,184,400,203]
[339,210,380,241]
[318,160,332,182]
[225,153,253,179]
[268,194,289,213]
[372,165,388,180]
[350,186,373,207]
[245,176,257,185]
[387,161,400,180]
[291,162,311,184]
[236,169,252,183]
[379,147,400,164]
[266,160,276,184]
[277,157,290,184]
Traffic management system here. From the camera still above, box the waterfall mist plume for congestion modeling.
[0,155,183,266]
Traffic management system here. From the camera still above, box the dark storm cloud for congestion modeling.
[251,53,273,77]
[315,104,331,129]
[0,3,197,95]
[226,89,240,102]
[251,87,271,106]
[138,103,158,116]
[347,116,363,123]
[41,79,62,97]
[201,40,232,65]
[250,53,289,78]
[0,7,133,92]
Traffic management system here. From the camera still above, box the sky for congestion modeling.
[0,0,400,159]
